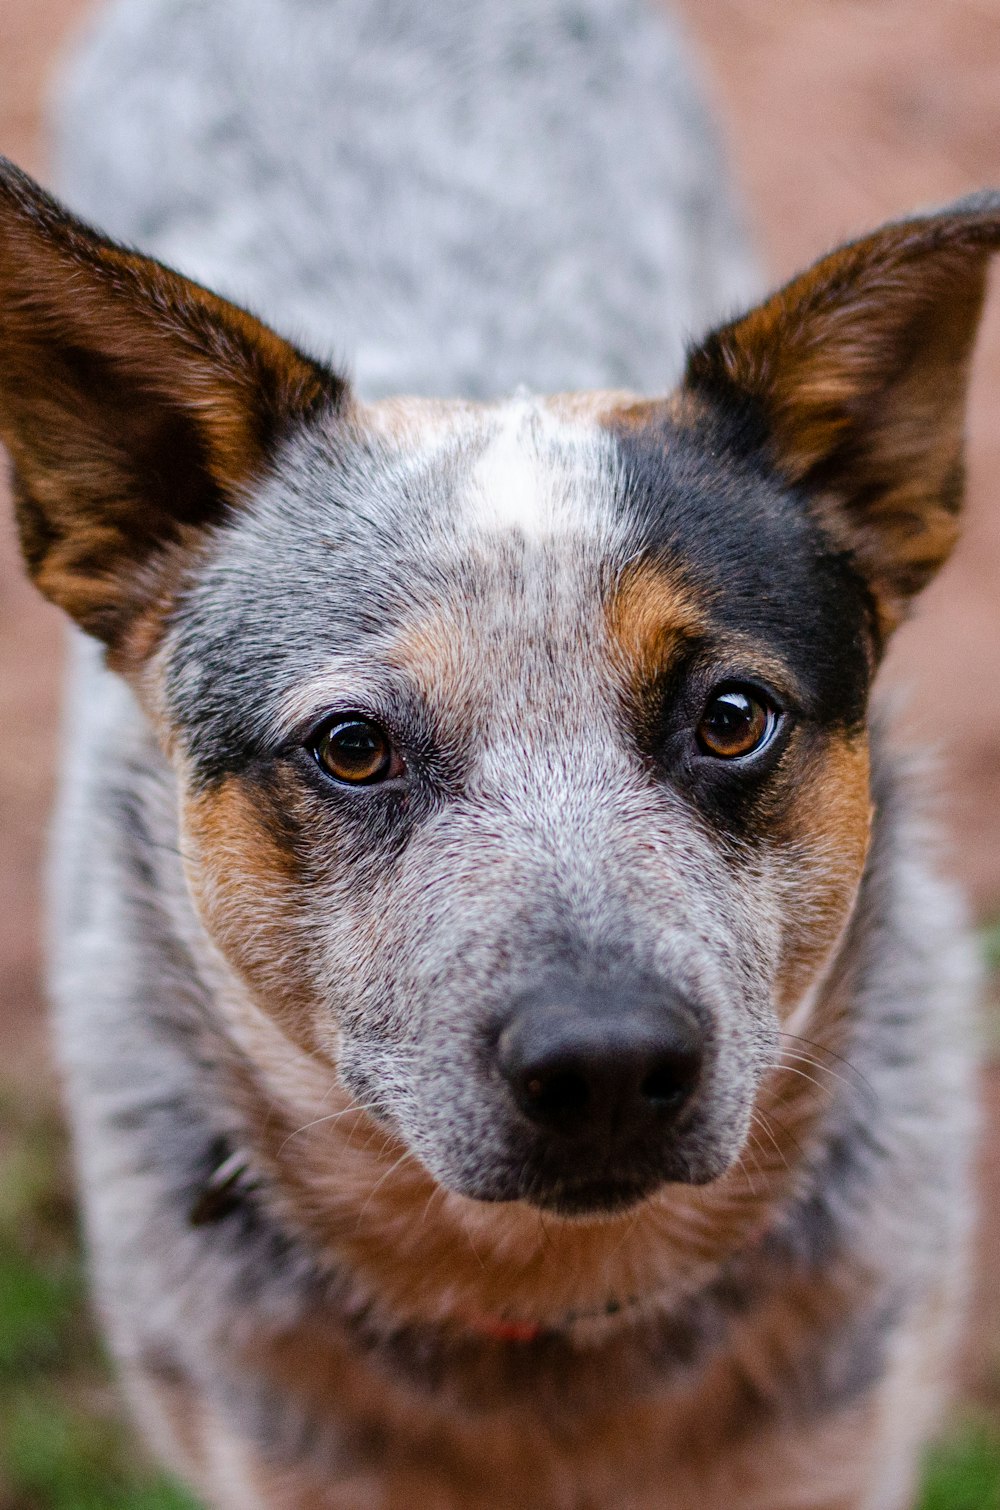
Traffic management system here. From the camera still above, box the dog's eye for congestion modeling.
[312,718,398,785]
[696,686,776,760]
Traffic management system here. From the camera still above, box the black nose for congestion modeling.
[496,977,704,1144]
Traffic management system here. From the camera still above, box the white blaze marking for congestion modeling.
[468,401,550,536]
[465,398,602,541]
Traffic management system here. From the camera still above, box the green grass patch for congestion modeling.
[919,1418,1000,1510]
[979,919,1000,1053]
[0,1087,200,1509]
[0,1242,80,1375]
[983,920,1000,977]
[4,1390,197,1510]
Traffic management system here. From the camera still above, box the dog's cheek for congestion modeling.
[180,773,328,1052]
[769,732,872,1016]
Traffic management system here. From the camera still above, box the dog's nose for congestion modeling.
[496,980,703,1143]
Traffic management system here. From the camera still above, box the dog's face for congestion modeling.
[2,161,995,1218]
[170,392,873,1214]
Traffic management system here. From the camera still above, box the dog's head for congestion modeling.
[2,160,995,1222]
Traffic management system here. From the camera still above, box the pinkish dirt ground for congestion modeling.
[2,0,999,1399]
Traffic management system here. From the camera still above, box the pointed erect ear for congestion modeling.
[0,157,347,661]
[683,192,1000,637]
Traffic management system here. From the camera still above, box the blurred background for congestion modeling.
[1,1,999,1505]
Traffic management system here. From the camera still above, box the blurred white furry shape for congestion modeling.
[53,0,758,399]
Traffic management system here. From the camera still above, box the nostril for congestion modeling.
[521,1067,589,1124]
[640,1052,701,1111]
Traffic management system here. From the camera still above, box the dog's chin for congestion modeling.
[513,1175,665,1219]
[458,1149,730,1219]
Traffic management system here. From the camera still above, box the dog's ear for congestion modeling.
[0,158,346,662]
[683,192,1000,637]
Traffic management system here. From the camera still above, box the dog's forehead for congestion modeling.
[314,394,706,700]
[313,390,870,707]
[360,389,632,545]
[255,393,696,741]
[168,389,872,776]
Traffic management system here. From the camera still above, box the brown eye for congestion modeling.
[696,687,776,760]
[314,718,396,784]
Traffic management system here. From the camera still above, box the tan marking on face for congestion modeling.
[772,730,873,1016]
[388,609,470,711]
[366,388,683,439]
[540,387,642,423]
[605,559,703,694]
[182,774,321,1052]
[542,388,697,430]
[362,392,484,441]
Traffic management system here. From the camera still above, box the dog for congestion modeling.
[0,0,991,1504]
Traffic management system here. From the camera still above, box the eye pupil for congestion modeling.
[316,719,394,784]
[697,688,773,759]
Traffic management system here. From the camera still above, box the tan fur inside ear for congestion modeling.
[0,157,346,654]
[684,201,1000,635]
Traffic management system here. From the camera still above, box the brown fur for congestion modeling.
[604,560,704,695]
[545,389,690,431]
[208,1011,832,1341]
[182,775,325,1055]
[126,1223,901,1510]
[771,733,873,1015]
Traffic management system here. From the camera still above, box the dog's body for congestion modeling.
[0,2,990,1506]
[54,0,757,398]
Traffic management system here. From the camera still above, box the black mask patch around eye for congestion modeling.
[610,411,876,735]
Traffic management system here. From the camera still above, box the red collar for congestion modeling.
[465,1314,544,1344]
